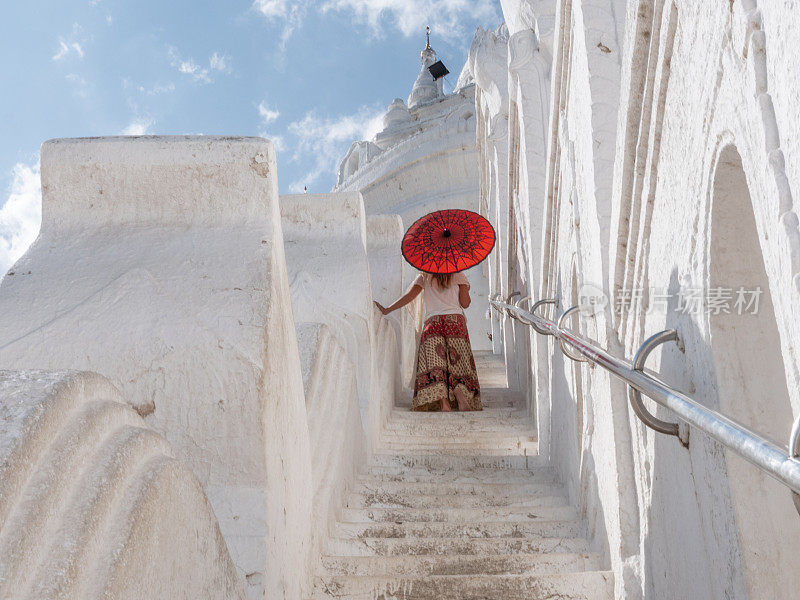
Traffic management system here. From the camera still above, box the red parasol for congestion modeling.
[401,209,496,274]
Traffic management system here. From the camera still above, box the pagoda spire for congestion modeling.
[408,25,444,109]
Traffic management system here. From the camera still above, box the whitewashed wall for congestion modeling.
[494,0,800,599]
[0,137,314,600]
[296,324,365,579]
[0,371,246,600]
[281,192,398,453]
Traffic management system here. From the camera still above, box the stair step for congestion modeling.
[351,479,565,498]
[325,536,591,556]
[360,465,558,484]
[377,441,539,454]
[345,490,567,510]
[310,570,614,600]
[387,409,529,422]
[334,519,583,540]
[380,432,537,443]
[395,399,524,410]
[381,431,536,443]
[321,552,603,576]
[383,420,535,433]
[367,454,545,470]
[340,504,578,524]
[312,351,610,599]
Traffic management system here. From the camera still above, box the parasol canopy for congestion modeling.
[401,209,496,274]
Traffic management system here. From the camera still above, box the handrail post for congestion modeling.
[515,295,533,310]
[790,414,800,514]
[505,291,521,318]
[557,305,591,363]
[511,297,555,335]
[512,295,535,326]
[530,299,557,336]
[629,330,687,445]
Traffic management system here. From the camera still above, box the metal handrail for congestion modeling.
[791,418,800,512]
[557,306,591,364]
[515,295,533,310]
[504,292,521,318]
[489,297,800,507]
[529,299,557,335]
[629,330,683,440]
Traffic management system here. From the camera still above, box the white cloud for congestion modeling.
[121,118,154,136]
[287,105,384,192]
[252,0,307,54]
[52,24,86,61]
[53,40,84,61]
[255,0,498,45]
[179,58,210,83]
[256,102,285,151]
[265,134,286,153]
[253,0,288,18]
[0,161,42,276]
[323,0,498,39]
[258,102,280,125]
[168,47,231,84]
[210,52,231,72]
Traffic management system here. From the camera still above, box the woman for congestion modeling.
[374,271,482,412]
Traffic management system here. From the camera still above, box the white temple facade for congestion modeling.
[2,1,800,599]
[334,34,494,353]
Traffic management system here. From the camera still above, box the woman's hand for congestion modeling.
[374,285,421,317]
[373,301,389,315]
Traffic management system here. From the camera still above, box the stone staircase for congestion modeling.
[310,353,613,599]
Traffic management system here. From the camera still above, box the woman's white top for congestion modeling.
[412,272,470,320]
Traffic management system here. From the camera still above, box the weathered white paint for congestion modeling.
[0,370,246,600]
[296,323,365,578]
[365,214,417,393]
[488,1,800,598]
[0,136,314,600]
[281,192,398,453]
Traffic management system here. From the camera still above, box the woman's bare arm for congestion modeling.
[374,283,423,315]
[458,284,471,309]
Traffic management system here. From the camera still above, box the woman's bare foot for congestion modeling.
[454,388,472,411]
[440,397,452,412]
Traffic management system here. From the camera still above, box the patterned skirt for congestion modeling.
[412,314,482,411]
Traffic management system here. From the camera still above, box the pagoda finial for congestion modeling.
[426,25,431,49]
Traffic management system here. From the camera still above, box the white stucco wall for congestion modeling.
[296,323,365,576]
[365,214,417,393]
[0,370,246,600]
[615,3,800,597]
[281,192,398,452]
[0,136,314,600]
[492,1,800,599]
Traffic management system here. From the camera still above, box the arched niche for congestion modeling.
[708,144,800,598]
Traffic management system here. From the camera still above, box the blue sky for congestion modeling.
[0,0,500,272]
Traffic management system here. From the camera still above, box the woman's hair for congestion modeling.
[431,273,453,289]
